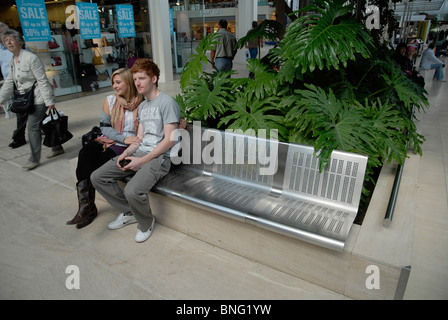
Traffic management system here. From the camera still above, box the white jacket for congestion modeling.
[419,48,444,70]
[0,49,54,106]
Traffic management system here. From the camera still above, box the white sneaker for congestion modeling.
[108,213,137,230]
[135,217,155,243]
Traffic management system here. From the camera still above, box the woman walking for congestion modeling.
[0,29,64,170]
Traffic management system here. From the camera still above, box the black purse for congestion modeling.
[10,81,36,114]
[42,108,73,147]
[81,126,102,147]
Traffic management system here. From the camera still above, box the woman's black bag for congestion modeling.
[42,108,73,147]
[81,126,102,146]
[10,81,36,114]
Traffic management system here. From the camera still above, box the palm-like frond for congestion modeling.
[285,84,409,170]
[183,71,244,121]
[180,33,221,90]
[245,59,279,99]
[236,19,284,50]
[280,0,372,74]
[378,60,429,113]
[218,94,288,139]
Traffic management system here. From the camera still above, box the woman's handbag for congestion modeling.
[93,48,104,65]
[42,108,73,147]
[96,68,109,81]
[10,82,36,114]
[59,70,74,88]
[51,56,62,67]
[81,126,102,147]
[48,37,60,50]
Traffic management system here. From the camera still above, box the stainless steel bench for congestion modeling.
[149,125,368,252]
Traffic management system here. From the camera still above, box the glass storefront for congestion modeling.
[0,0,152,99]
[168,0,274,73]
[1,0,274,99]
[169,0,237,73]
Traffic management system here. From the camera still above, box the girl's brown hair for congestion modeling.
[111,68,140,102]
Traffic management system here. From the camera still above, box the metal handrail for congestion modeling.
[384,160,405,224]
[384,105,415,224]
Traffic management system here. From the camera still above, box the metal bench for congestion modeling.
[148,125,368,252]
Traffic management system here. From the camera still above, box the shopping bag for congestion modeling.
[42,108,73,147]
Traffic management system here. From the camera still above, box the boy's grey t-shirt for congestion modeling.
[137,92,180,156]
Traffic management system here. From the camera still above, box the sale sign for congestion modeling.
[116,4,136,38]
[77,2,101,40]
[16,0,51,42]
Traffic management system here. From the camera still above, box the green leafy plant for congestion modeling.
[279,0,372,74]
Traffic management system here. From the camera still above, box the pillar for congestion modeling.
[147,0,173,83]
[236,0,258,39]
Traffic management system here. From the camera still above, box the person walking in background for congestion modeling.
[91,59,180,243]
[210,19,237,72]
[67,68,144,229]
[0,29,64,170]
[246,21,263,60]
[419,42,446,82]
[0,22,28,148]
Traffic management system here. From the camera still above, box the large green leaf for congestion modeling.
[180,33,220,91]
[218,93,288,139]
[245,59,279,99]
[183,71,238,120]
[284,84,409,170]
[280,0,372,74]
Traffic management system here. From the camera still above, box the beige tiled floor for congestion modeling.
[402,68,448,299]
[0,48,447,300]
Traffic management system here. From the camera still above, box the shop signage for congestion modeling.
[16,0,51,42]
[77,2,101,39]
[116,4,136,38]
[170,9,174,35]
[200,9,224,17]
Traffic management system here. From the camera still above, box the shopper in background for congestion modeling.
[210,19,237,72]
[246,21,263,60]
[419,42,446,82]
[0,29,64,170]
[67,68,144,229]
[0,22,29,147]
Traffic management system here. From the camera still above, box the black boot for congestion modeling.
[66,179,98,228]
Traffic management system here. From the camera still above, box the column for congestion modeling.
[147,0,173,83]
[236,0,258,39]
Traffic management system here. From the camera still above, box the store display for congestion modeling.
[84,39,98,48]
